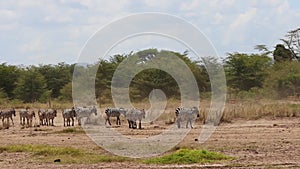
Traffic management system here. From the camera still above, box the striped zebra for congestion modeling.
[75,106,97,126]
[38,109,47,126]
[125,108,145,129]
[104,108,127,126]
[0,108,16,126]
[175,107,199,128]
[19,109,35,126]
[45,109,57,126]
[62,108,76,127]
[19,108,29,125]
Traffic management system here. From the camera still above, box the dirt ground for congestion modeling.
[0,109,299,169]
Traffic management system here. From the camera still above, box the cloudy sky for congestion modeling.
[0,0,299,65]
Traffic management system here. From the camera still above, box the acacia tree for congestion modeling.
[281,28,300,61]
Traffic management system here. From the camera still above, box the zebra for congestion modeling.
[75,106,97,126]
[38,109,47,126]
[0,108,16,126]
[45,109,57,126]
[104,108,127,126]
[19,109,35,126]
[125,108,145,129]
[175,107,199,128]
[62,107,76,127]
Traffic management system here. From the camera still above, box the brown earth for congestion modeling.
[0,109,299,169]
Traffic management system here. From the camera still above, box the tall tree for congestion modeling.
[37,62,73,98]
[224,53,272,91]
[273,44,294,62]
[280,28,300,60]
[0,63,20,98]
[264,61,300,98]
[13,67,47,103]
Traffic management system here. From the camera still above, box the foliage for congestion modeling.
[13,67,47,103]
[59,82,72,101]
[36,62,73,98]
[0,63,20,98]
[264,61,300,98]
[143,148,232,164]
[224,53,272,91]
[273,44,294,62]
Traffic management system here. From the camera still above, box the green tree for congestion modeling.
[273,44,294,62]
[0,63,20,98]
[13,67,47,103]
[264,61,300,98]
[224,53,272,91]
[59,82,72,101]
[37,62,73,98]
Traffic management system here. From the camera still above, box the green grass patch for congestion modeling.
[143,148,233,164]
[53,127,85,134]
[0,144,130,164]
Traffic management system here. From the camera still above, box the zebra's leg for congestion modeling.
[116,117,120,125]
[138,120,142,129]
[177,119,181,128]
[108,118,112,125]
[71,118,74,126]
[78,117,81,126]
[128,120,131,128]
[10,117,14,126]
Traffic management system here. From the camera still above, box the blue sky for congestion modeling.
[0,0,299,65]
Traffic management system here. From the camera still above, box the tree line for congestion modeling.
[0,28,299,104]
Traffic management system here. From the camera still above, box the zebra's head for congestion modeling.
[175,107,182,117]
[105,108,110,115]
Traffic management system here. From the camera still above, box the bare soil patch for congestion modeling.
[0,109,299,168]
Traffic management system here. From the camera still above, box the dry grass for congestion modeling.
[100,98,300,125]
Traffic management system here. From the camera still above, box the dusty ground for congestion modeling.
[0,109,299,168]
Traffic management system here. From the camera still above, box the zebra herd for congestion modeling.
[104,106,199,129]
[105,108,146,129]
[0,106,200,129]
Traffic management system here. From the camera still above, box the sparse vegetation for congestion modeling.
[143,148,233,164]
[0,144,130,164]
[54,127,85,134]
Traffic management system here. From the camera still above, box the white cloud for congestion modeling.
[0,0,300,64]
[21,38,44,52]
[230,7,257,30]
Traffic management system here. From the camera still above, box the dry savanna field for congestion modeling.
[0,99,300,168]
